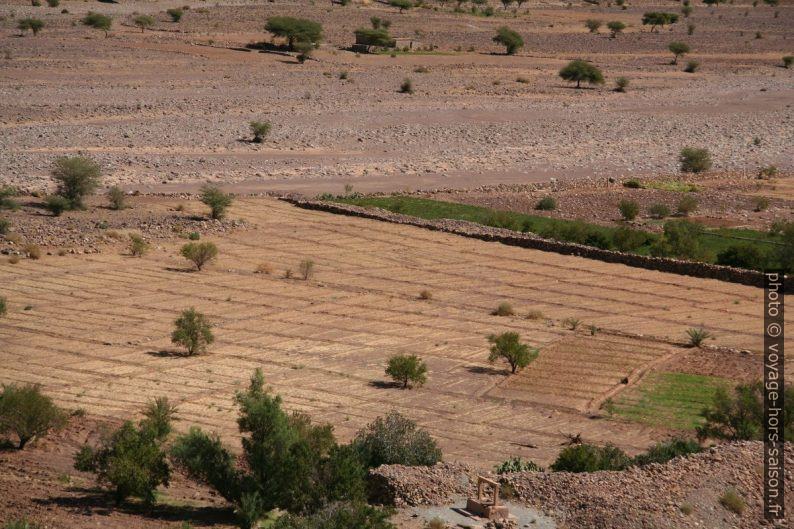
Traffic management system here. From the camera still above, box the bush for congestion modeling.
[45,195,70,216]
[83,12,111,35]
[181,241,218,270]
[495,457,543,473]
[633,437,701,466]
[418,289,432,300]
[352,411,441,468]
[265,16,323,50]
[133,15,154,32]
[0,296,6,317]
[668,41,690,64]
[677,195,699,216]
[612,226,649,252]
[171,308,214,355]
[684,60,699,73]
[784,55,794,69]
[4,520,41,529]
[563,317,581,330]
[535,195,556,210]
[485,210,519,230]
[0,384,66,449]
[614,77,629,92]
[651,220,704,259]
[129,234,149,257]
[641,12,678,32]
[107,186,127,210]
[273,502,396,529]
[623,179,641,189]
[0,186,20,210]
[167,8,183,22]
[492,302,514,316]
[618,199,640,220]
[585,19,602,33]
[299,258,315,280]
[25,244,41,260]
[250,121,271,143]
[679,147,711,173]
[18,18,45,35]
[607,20,625,37]
[354,27,394,47]
[719,489,745,514]
[777,221,794,273]
[698,381,793,441]
[52,156,102,209]
[47,0,59,6]
[686,326,712,346]
[551,443,631,472]
[0,218,9,236]
[385,354,427,388]
[559,60,604,88]
[649,203,671,219]
[487,331,537,374]
[74,409,171,505]
[399,78,413,94]
[493,26,523,54]
[199,184,232,220]
[716,244,768,271]
[751,196,769,212]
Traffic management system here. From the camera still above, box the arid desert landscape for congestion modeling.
[0,0,793,527]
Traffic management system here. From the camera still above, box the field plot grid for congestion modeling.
[0,198,785,464]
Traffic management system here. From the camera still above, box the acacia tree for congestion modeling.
[559,59,604,88]
[82,12,112,37]
[200,184,232,220]
[493,26,523,54]
[265,16,323,50]
[52,156,102,210]
[487,332,538,373]
[385,354,427,388]
[18,18,45,35]
[133,15,154,32]
[585,19,603,33]
[607,20,626,37]
[669,41,690,64]
[642,12,679,32]
[171,308,214,355]
[0,384,66,449]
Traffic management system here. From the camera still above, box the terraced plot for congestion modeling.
[0,197,785,465]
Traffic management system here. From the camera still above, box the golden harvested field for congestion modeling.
[0,197,785,465]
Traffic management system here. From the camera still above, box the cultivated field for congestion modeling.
[1,197,786,468]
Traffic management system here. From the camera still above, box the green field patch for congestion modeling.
[611,371,732,430]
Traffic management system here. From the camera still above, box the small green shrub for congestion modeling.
[680,503,694,515]
[133,15,154,32]
[551,443,631,472]
[585,19,603,33]
[45,195,70,216]
[535,195,557,210]
[385,354,427,388]
[612,227,650,252]
[614,77,629,92]
[52,156,102,209]
[649,203,671,219]
[719,489,745,514]
[249,120,271,143]
[181,241,218,271]
[619,199,640,220]
[623,179,642,189]
[352,411,441,467]
[0,218,10,236]
[129,234,149,257]
[563,317,581,330]
[677,195,699,216]
[686,327,712,346]
[0,296,6,317]
[495,457,543,473]
[559,59,604,88]
[18,18,45,35]
[171,308,214,355]
[684,60,700,73]
[399,78,414,94]
[419,289,432,300]
[679,147,711,173]
[200,184,232,220]
[633,437,701,466]
[107,186,127,210]
[82,12,112,36]
[784,56,794,69]
[752,196,769,212]
[167,8,183,22]
[493,26,523,54]
[668,41,690,64]
[299,258,315,280]
[4,520,42,529]
[607,20,625,37]
[492,302,514,316]
[0,384,66,449]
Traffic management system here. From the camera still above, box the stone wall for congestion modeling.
[281,198,790,292]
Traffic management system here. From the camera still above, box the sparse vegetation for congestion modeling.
[0,297,6,318]
[784,55,794,69]
[199,184,232,220]
[495,457,543,473]
[171,308,214,355]
[649,203,671,219]
[45,195,70,216]
[677,195,699,216]
[559,59,604,88]
[107,186,127,210]
[563,317,581,330]
[633,437,702,466]
[181,241,218,271]
[299,258,315,280]
[419,289,433,300]
[0,384,66,449]
[385,354,428,388]
[0,186,20,210]
[18,18,45,35]
[487,331,537,374]
[698,381,793,441]
[249,120,272,143]
[492,302,515,316]
[719,489,745,514]
[129,234,149,257]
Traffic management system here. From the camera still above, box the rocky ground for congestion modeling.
[378,441,793,529]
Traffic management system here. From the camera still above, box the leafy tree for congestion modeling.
[650,220,704,259]
[585,19,602,33]
[487,332,537,374]
[354,27,394,47]
[171,307,214,355]
[265,17,323,50]
[133,15,154,32]
[633,437,701,466]
[167,8,183,22]
[170,427,241,502]
[385,355,427,388]
[559,60,604,88]
[51,156,102,209]
[668,41,690,64]
[493,26,523,55]
[273,502,396,529]
[107,186,127,210]
[550,443,631,472]
[181,241,218,270]
[679,147,711,173]
[82,12,112,36]
[200,184,232,220]
[618,199,639,220]
[352,411,441,468]
[389,0,413,12]
[249,120,272,143]
[642,12,679,32]
[0,384,66,449]
[74,411,171,505]
[612,226,650,252]
[716,244,769,271]
[18,18,45,35]
[45,195,70,216]
[698,382,794,441]
[605,21,626,39]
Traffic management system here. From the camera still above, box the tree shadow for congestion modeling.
[164,267,196,273]
[368,380,403,389]
[465,365,508,376]
[33,490,234,526]
[146,350,188,358]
